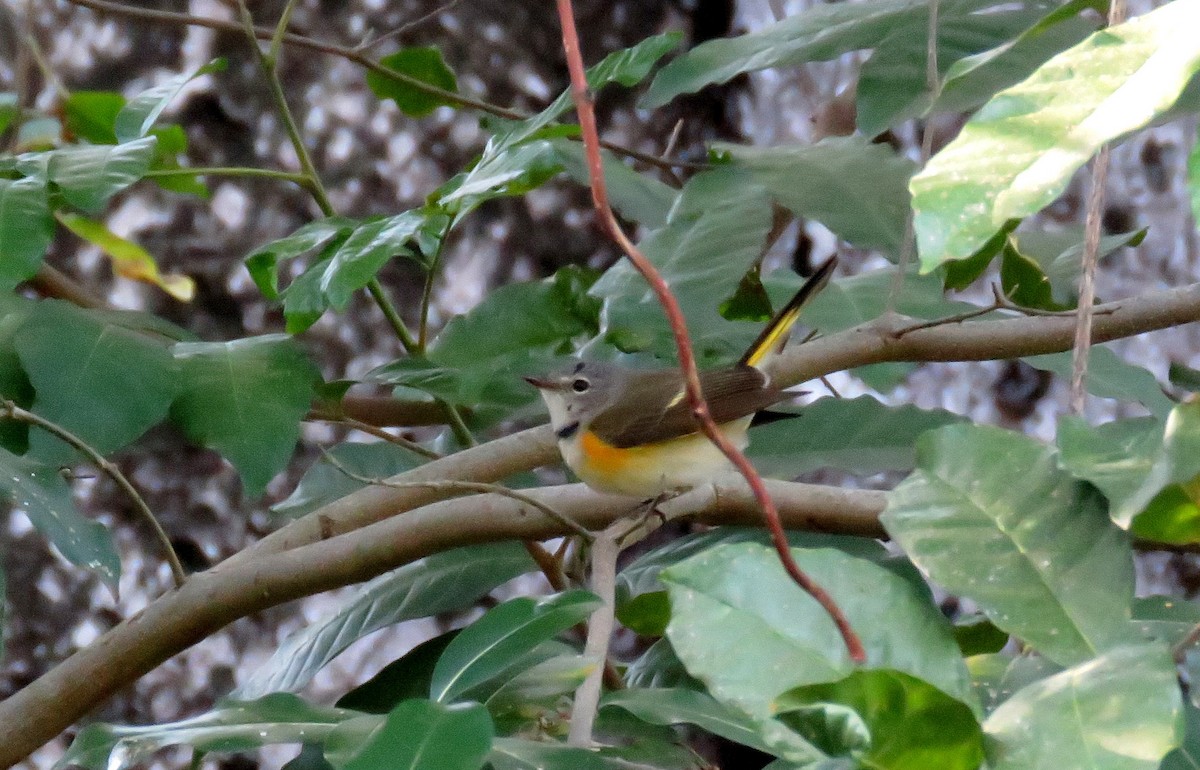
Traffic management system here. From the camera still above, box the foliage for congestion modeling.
[2,1,1199,769]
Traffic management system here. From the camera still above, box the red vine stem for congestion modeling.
[553,0,865,664]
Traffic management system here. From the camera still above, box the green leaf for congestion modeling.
[237,542,535,698]
[747,396,964,479]
[496,33,682,148]
[114,59,226,142]
[44,137,157,212]
[912,0,1200,265]
[63,91,125,144]
[367,47,458,118]
[618,526,888,603]
[272,441,426,519]
[1170,362,1200,393]
[485,653,594,730]
[1126,402,1200,525]
[14,300,178,464]
[342,700,491,770]
[244,217,358,300]
[936,0,1106,110]
[642,0,995,108]
[0,294,36,452]
[432,266,600,367]
[883,423,1137,666]
[59,694,359,770]
[953,615,1010,656]
[0,447,120,589]
[776,669,984,770]
[660,543,975,728]
[0,92,17,135]
[1004,227,1146,307]
[718,137,915,257]
[625,638,704,691]
[770,265,974,335]
[1162,701,1200,770]
[1057,415,1163,526]
[1191,123,1200,226]
[430,590,601,703]
[319,211,427,310]
[857,1,1068,137]
[983,644,1182,769]
[337,631,460,714]
[1000,239,1065,310]
[601,688,775,755]
[488,738,609,770]
[590,165,772,363]
[1132,596,1200,648]
[438,139,563,212]
[0,176,53,289]
[170,335,319,497]
[1023,346,1175,418]
[548,138,677,228]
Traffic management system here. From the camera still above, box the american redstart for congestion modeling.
[525,257,836,497]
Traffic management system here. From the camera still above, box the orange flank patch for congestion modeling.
[580,429,636,476]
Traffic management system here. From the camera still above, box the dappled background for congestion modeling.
[3,0,1199,767]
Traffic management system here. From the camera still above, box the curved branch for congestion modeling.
[247,281,1200,564]
[0,479,883,766]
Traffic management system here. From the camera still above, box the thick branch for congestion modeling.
[0,480,883,766]
[248,281,1200,563]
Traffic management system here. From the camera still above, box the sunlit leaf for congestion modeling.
[912,0,1200,264]
[56,211,194,300]
[883,424,1137,666]
[983,644,1182,769]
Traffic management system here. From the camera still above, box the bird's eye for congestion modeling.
[572,378,590,393]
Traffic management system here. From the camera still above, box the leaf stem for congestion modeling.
[0,399,186,588]
[142,167,310,185]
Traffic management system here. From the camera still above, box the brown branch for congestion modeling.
[0,478,884,766]
[238,280,1200,569]
[555,0,865,664]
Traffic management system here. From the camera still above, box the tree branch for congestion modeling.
[0,479,883,765]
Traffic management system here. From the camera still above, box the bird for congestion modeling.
[525,257,836,497]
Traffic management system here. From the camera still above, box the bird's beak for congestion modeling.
[523,375,559,390]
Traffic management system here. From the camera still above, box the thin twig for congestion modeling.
[1172,621,1200,663]
[321,448,593,540]
[353,0,465,53]
[554,0,864,663]
[567,523,621,746]
[61,0,704,174]
[1,399,186,587]
[141,167,310,185]
[1071,0,1126,413]
[311,416,441,459]
[893,283,1118,338]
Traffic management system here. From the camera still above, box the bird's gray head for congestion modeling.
[523,360,623,439]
